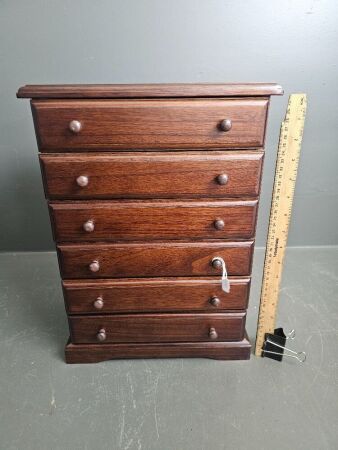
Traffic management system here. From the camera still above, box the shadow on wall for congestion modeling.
[1,156,54,251]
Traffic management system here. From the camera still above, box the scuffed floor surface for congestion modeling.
[0,247,337,450]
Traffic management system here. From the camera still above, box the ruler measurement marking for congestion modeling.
[255,94,307,356]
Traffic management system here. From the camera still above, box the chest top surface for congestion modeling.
[17,83,283,99]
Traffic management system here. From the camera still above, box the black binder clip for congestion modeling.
[262,328,306,363]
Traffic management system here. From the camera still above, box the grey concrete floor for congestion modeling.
[0,247,337,450]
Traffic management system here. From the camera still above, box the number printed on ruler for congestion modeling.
[255,94,307,356]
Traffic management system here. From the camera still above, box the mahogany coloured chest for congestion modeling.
[17,83,283,363]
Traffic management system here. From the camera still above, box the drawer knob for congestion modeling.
[83,219,95,233]
[93,297,104,310]
[69,120,82,133]
[210,296,221,307]
[219,119,232,132]
[209,327,218,340]
[216,174,228,185]
[212,258,222,270]
[76,175,89,187]
[214,219,225,230]
[96,328,106,342]
[89,260,100,272]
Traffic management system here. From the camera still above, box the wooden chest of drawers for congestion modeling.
[17,83,283,363]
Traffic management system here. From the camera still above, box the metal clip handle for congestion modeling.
[212,257,230,293]
[264,338,306,363]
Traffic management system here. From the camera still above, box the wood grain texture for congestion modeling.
[31,99,268,150]
[64,334,251,363]
[49,199,258,242]
[40,151,264,199]
[17,83,283,99]
[69,312,246,344]
[58,240,254,279]
[17,82,278,362]
[63,276,251,314]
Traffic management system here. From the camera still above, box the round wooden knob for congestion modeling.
[69,120,82,133]
[212,258,222,270]
[214,219,225,230]
[96,328,106,342]
[216,174,228,185]
[219,119,232,132]
[83,220,95,233]
[76,175,89,187]
[89,260,100,272]
[210,296,221,307]
[209,327,218,340]
[93,297,104,310]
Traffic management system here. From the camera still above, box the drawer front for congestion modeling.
[32,99,268,150]
[69,313,246,343]
[58,241,253,279]
[63,277,251,314]
[40,151,263,199]
[50,200,258,242]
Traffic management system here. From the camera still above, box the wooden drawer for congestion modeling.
[58,241,253,279]
[63,277,251,314]
[69,312,246,343]
[40,151,263,199]
[32,98,268,150]
[49,199,258,242]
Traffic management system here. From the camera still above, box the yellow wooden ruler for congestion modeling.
[255,94,307,356]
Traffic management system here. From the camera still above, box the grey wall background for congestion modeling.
[1,0,337,251]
